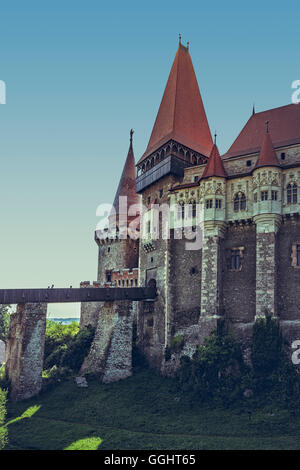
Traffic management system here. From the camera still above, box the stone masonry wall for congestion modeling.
[277,218,300,320]
[80,300,135,382]
[222,224,256,323]
[256,231,277,316]
[200,235,222,316]
[5,303,47,402]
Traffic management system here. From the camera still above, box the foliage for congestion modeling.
[43,321,95,375]
[176,329,245,405]
[44,320,79,363]
[42,366,73,392]
[0,305,11,344]
[170,335,185,353]
[249,314,300,405]
[0,387,8,449]
[251,315,283,375]
[59,325,95,373]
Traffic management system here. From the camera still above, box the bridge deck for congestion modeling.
[0,287,157,304]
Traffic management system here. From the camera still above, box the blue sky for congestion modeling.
[0,0,299,316]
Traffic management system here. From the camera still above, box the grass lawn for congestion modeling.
[2,369,300,450]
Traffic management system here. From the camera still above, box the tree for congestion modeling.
[0,305,10,344]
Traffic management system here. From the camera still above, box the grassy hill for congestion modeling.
[2,369,300,450]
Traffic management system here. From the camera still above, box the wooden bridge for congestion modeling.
[0,286,157,304]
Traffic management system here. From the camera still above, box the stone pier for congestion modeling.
[254,214,281,317]
[80,300,135,383]
[5,303,47,402]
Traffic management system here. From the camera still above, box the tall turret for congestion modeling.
[95,131,140,285]
[199,139,227,317]
[252,124,282,317]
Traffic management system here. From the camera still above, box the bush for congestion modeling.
[44,321,94,372]
[170,335,185,354]
[0,387,8,449]
[176,328,245,405]
[44,320,79,363]
[59,326,95,373]
[251,315,283,376]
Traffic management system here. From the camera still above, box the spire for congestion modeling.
[110,130,139,227]
[201,142,227,180]
[254,124,280,170]
[138,42,213,163]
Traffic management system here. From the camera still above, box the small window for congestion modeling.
[271,191,278,201]
[147,196,151,205]
[215,199,222,209]
[194,176,199,182]
[135,279,138,286]
[108,247,110,253]
[246,160,252,167]
[159,189,163,198]
[106,271,112,282]
[261,191,268,201]
[206,199,213,209]
[230,249,241,270]
[297,245,300,267]
[254,193,257,203]
[146,220,151,234]
[281,152,286,160]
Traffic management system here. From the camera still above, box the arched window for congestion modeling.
[177,201,185,220]
[287,183,298,204]
[234,192,246,211]
[240,193,246,210]
[234,194,240,212]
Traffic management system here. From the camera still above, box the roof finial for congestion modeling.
[252,103,255,115]
[130,128,134,144]
[179,33,181,44]
[187,41,189,50]
[265,120,269,134]
[214,131,217,145]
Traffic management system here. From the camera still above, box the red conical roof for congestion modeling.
[109,130,139,227]
[138,43,213,164]
[201,143,227,180]
[254,128,280,170]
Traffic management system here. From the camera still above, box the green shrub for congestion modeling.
[42,365,73,392]
[176,329,245,405]
[0,387,8,449]
[251,315,283,375]
[59,325,95,373]
[44,320,79,363]
[170,335,185,354]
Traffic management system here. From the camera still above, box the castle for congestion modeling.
[80,39,300,377]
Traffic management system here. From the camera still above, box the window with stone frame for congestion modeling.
[261,190,268,201]
[206,199,213,209]
[287,183,298,204]
[234,192,246,211]
[271,190,278,201]
[229,247,244,271]
[215,199,222,209]
[188,199,197,218]
[291,242,300,268]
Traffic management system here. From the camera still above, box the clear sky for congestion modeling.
[0,0,299,317]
